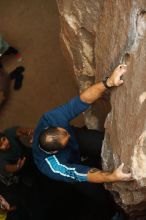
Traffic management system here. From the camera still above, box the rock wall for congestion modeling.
[57,0,146,218]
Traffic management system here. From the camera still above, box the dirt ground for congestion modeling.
[0,0,83,130]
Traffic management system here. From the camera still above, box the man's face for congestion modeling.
[0,137,10,151]
[57,127,70,147]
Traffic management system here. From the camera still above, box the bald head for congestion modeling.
[39,127,70,152]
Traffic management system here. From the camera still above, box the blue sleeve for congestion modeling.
[41,155,90,183]
[44,96,90,126]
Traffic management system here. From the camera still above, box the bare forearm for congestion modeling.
[80,82,106,104]
[87,163,132,183]
[87,169,116,183]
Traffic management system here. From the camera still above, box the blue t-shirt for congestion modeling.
[32,96,91,183]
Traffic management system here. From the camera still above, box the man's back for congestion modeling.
[32,96,91,182]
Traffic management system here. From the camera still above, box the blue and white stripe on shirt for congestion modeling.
[45,155,88,182]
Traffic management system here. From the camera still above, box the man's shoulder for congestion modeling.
[35,115,51,130]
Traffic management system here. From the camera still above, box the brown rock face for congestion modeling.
[57,0,146,218]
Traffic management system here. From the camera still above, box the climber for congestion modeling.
[32,64,132,184]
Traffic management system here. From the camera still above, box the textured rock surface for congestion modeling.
[57,0,146,218]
